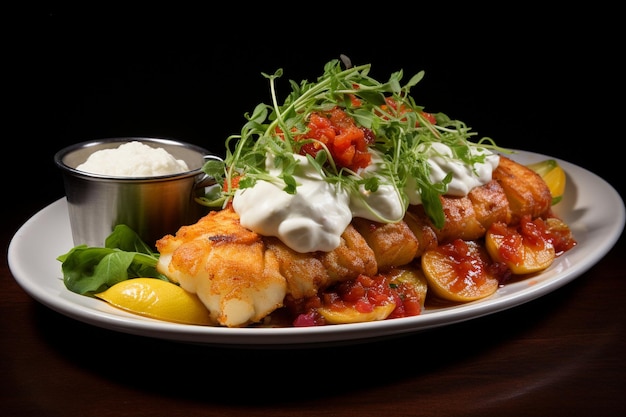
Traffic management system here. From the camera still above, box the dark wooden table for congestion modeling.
[2,194,625,417]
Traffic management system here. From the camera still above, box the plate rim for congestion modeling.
[8,150,625,347]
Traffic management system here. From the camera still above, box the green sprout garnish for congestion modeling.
[196,57,508,229]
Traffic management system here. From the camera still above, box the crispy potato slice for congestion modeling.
[318,303,396,324]
[421,240,499,302]
[386,265,428,310]
[317,265,428,324]
[485,222,555,275]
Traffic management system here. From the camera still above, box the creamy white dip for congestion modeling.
[76,141,189,177]
[233,154,352,253]
[405,142,500,205]
[233,144,499,253]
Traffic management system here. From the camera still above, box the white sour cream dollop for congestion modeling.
[233,144,499,253]
[405,142,500,205]
[233,154,352,253]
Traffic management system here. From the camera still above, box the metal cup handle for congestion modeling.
[194,154,223,189]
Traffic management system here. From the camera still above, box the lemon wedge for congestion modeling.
[95,278,213,325]
[527,159,566,205]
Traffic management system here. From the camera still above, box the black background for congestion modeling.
[8,6,624,222]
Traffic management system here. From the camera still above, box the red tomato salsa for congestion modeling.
[288,272,424,327]
[298,107,375,172]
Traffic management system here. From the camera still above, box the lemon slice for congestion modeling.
[95,278,213,325]
[542,164,566,204]
[527,159,566,204]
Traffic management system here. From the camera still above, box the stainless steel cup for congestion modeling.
[54,137,215,248]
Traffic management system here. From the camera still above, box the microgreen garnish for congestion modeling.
[198,58,508,229]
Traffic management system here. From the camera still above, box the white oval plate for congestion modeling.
[8,151,625,347]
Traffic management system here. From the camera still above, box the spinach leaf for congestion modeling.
[57,225,168,296]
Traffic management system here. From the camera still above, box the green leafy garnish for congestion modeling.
[57,225,167,296]
[199,57,508,229]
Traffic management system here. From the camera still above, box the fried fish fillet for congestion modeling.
[406,157,550,244]
[156,206,377,327]
[265,223,377,300]
[406,179,512,245]
[351,217,419,270]
[491,155,552,224]
[156,156,553,327]
[156,207,286,327]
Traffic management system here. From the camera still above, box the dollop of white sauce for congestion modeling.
[233,154,352,253]
[349,150,405,222]
[233,143,499,253]
[405,142,500,205]
[76,141,189,177]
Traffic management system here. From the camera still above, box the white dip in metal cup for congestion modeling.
[55,137,215,248]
